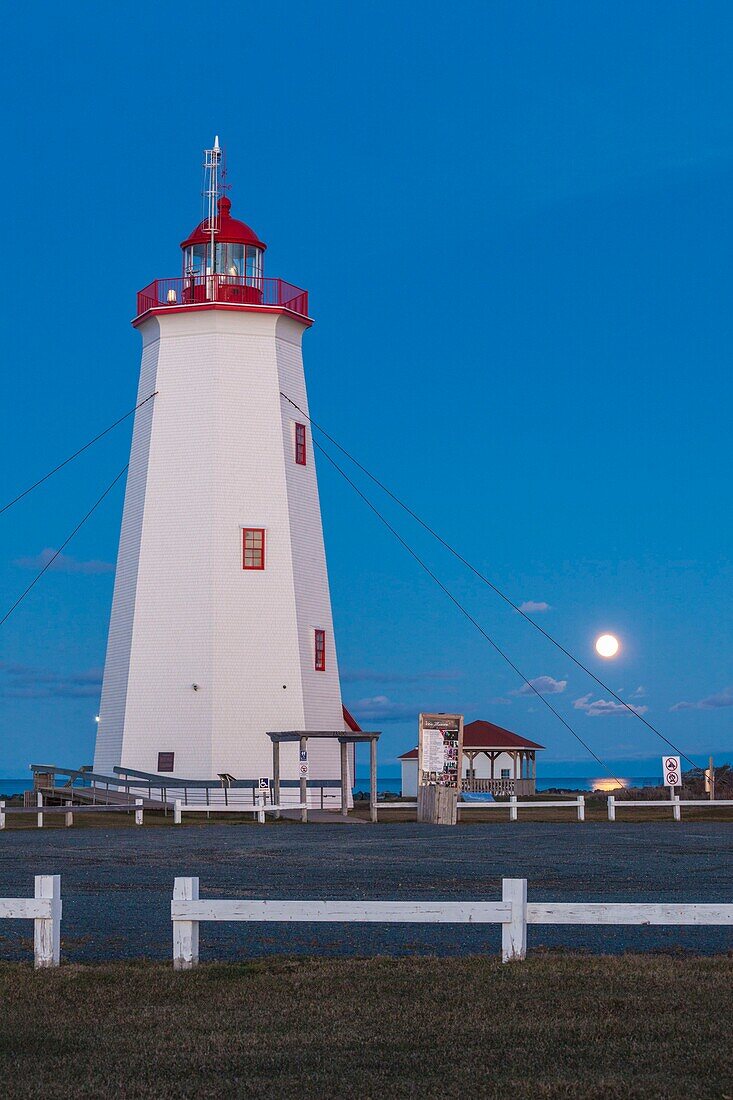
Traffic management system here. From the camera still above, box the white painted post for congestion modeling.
[135,798,144,825]
[257,792,265,824]
[37,791,43,829]
[608,795,616,822]
[0,801,5,830]
[34,875,61,969]
[502,877,527,962]
[173,876,199,970]
[577,795,585,822]
[173,799,182,825]
[65,801,73,828]
[509,794,518,822]
[673,795,681,823]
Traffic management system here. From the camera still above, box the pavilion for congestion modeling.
[399,719,544,797]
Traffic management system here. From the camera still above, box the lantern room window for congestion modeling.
[314,629,326,671]
[242,528,265,570]
[295,423,307,466]
[184,243,263,283]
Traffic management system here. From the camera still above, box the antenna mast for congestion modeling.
[203,136,222,274]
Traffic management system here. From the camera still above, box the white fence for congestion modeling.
[0,796,144,828]
[376,796,586,821]
[0,876,61,967]
[608,796,733,821]
[173,798,306,824]
[170,876,733,969]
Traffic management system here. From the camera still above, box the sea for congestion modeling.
[353,773,660,796]
[0,774,661,800]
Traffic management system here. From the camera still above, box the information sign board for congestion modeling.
[418,714,464,789]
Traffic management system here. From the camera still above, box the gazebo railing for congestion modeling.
[462,778,536,797]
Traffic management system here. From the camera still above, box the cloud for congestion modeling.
[519,601,551,613]
[13,548,114,575]
[515,675,567,697]
[573,693,648,718]
[630,686,646,699]
[349,696,417,723]
[341,668,462,685]
[670,687,733,712]
[0,663,103,700]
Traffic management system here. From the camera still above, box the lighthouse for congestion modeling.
[94,138,352,797]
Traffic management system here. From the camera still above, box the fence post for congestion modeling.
[509,794,518,822]
[34,875,61,968]
[0,801,5,830]
[257,792,265,824]
[577,795,585,822]
[608,795,615,822]
[135,798,144,826]
[173,799,182,825]
[37,791,44,829]
[173,877,199,970]
[501,877,527,962]
[673,795,681,823]
[64,801,73,828]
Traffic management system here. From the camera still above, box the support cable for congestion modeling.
[0,392,157,518]
[311,435,623,786]
[282,391,698,771]
[0,464,129,629]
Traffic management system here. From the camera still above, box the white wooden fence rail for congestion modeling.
[170,876,732,969]
[0,798,144,828]
[607,796,733,821]
[173,798,306,824]
[0,876,61,967]
[376,797,586,821]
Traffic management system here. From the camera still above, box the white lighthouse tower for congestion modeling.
[94,139,353,795]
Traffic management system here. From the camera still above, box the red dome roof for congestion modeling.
[180,196,267,251]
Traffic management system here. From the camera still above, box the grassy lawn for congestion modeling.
[0,955,730,1098]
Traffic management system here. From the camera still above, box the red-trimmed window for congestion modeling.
[314,628,326,671]
[242,528,265,570]
[295,422,307,466]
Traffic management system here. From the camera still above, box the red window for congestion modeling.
[242,528,265,570]
[314,628,326,671]
[295,422,307,465]
[158,752,174,773]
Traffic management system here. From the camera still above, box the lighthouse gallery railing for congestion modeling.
[136,275,309,319]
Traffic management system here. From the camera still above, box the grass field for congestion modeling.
[1,955,730,1098]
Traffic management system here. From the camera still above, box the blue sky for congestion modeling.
[0,1,731,777]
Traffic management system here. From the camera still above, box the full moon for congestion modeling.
[595,634,620,658]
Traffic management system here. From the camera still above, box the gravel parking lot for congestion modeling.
[1,821,731,961]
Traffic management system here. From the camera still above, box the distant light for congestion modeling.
[94,715,100,723]
[595,634,619,658]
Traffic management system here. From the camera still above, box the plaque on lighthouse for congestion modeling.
[93,139,354,806]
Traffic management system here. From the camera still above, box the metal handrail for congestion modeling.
[136,274,309,319]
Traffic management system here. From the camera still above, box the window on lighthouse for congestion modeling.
[295,423,307,466]
[242,528,265,570]
[314,629,326,671]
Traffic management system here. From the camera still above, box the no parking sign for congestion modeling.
[662,755,681,788]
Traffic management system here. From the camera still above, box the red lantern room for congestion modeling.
[181,195,267,281]
[135,138,309,322]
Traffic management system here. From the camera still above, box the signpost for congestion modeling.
[417,713,464,825]
[662,755,681,816]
